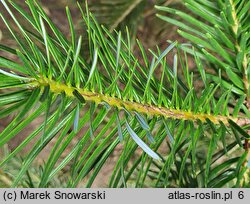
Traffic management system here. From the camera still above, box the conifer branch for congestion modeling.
[28,76,236,125]
[229,0,249,104]
[0,0,249,187]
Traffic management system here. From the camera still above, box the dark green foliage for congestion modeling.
[0,0,249,187]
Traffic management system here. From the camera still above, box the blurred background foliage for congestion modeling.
[0,0,183,51]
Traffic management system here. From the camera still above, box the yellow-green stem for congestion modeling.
[29,76,234,125]
[230,0,250,185]
[230,0,249,102]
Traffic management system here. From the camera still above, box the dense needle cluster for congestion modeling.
[0,0,249,187]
